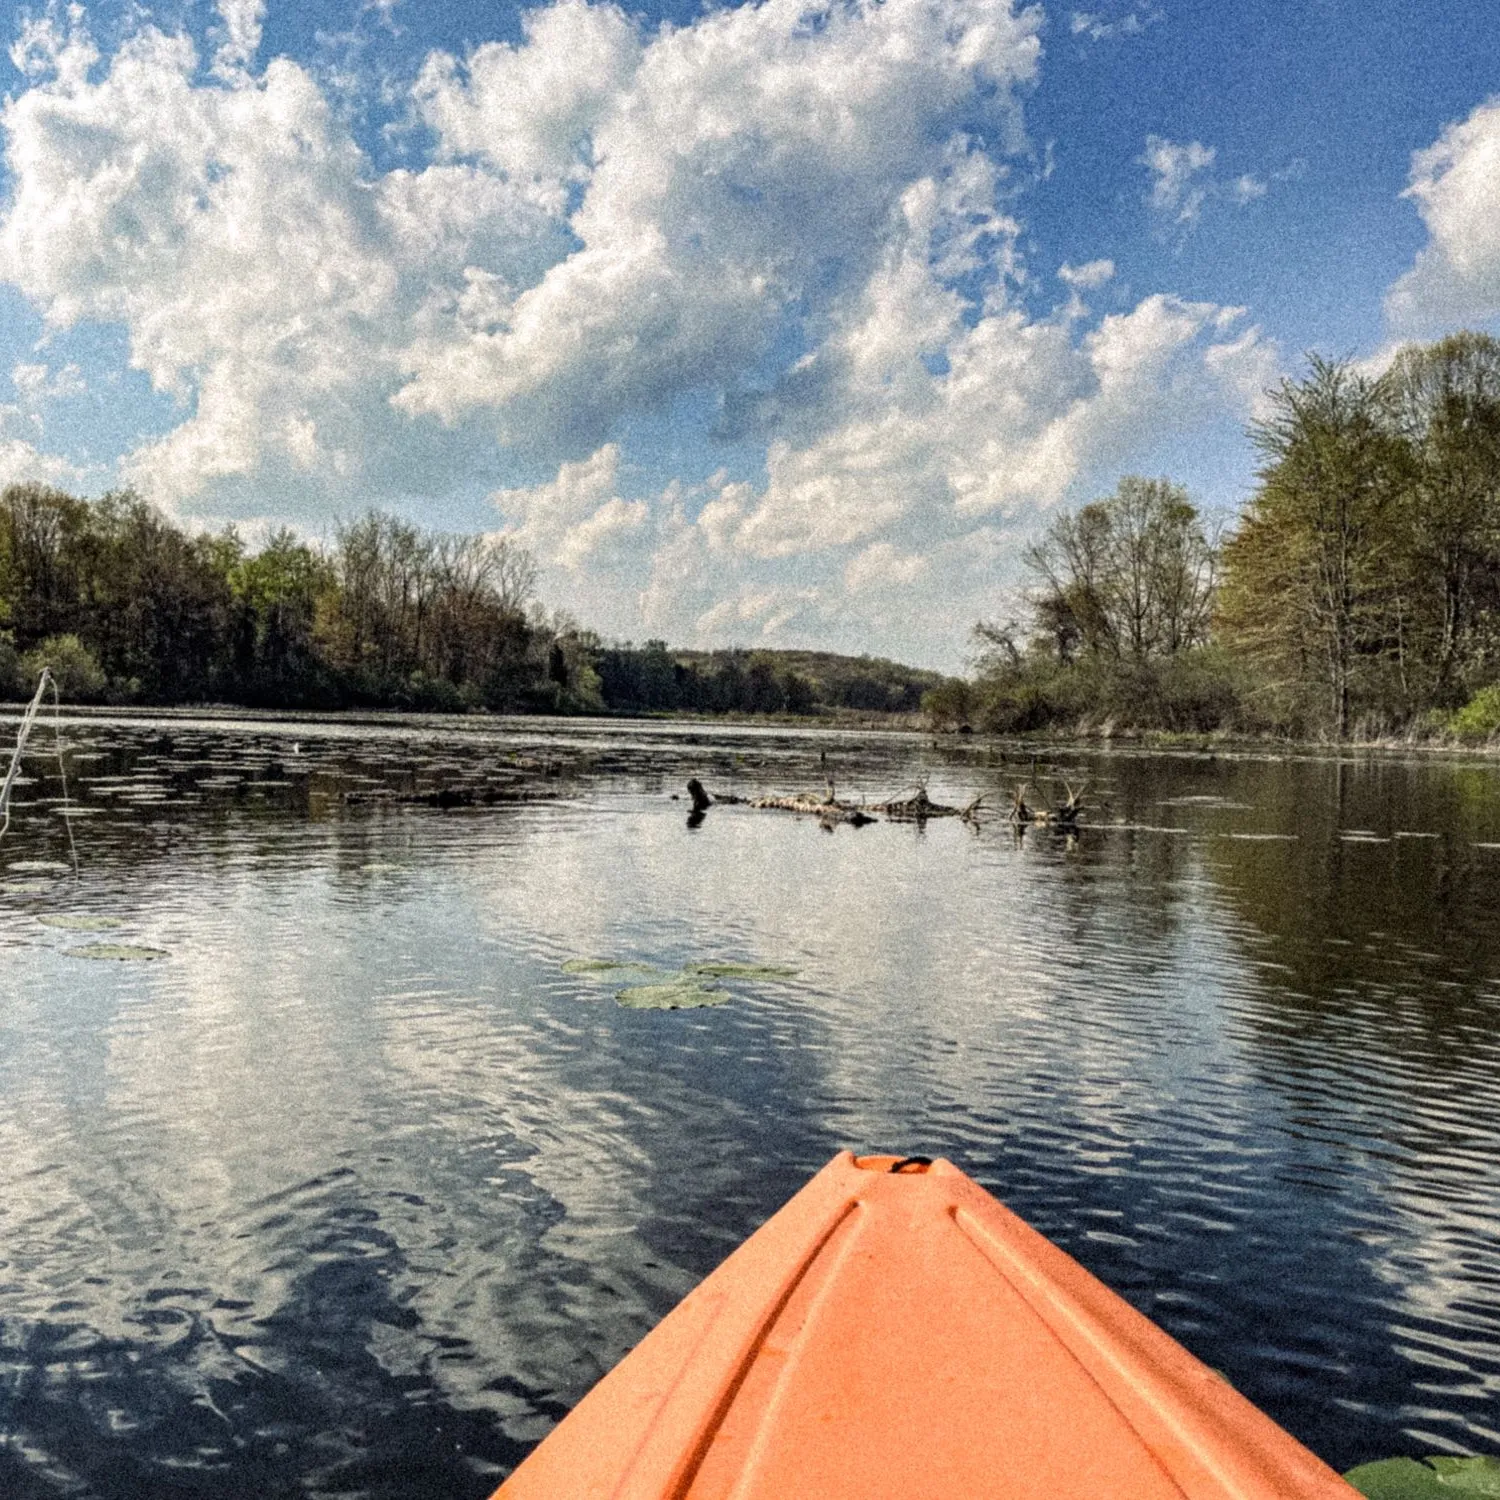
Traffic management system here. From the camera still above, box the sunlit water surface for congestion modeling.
[3,712,1500,1497]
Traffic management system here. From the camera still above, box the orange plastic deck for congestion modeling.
[493,1152,1359,1499]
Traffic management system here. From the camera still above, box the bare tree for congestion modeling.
[1022,477,1216,662]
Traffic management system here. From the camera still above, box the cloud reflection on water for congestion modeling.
[2,720,1500,1491]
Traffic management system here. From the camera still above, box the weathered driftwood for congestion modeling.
[1008,780,1086,827]
[686,779,874,824]
[685,780,992,827]
[751,793,876,826]
[870,787,985,822]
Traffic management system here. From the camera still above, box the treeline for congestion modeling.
[0,488,602,712]
[930,331,1500,741]
[595,643,944,716]
[0,487,944,719]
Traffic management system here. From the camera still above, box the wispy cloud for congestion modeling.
[1057,258,1116,290]
[1070,6,1163,42]
[1138,136,1292,237]
[1140,136,1217,226]
[1229,173,1268,205]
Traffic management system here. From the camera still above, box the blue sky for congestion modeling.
[0,0,1495,668]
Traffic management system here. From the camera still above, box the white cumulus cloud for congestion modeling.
[12,360,85,404]
[414,0,640,191]
[214,0,266,75]
[0,394,87,489]
[0,0,1281,666]
[1386,95,1500,333]
[1139,136,1280,238]
[395,0,1043,455]
[0,16,575,516]
[845,542,930,592]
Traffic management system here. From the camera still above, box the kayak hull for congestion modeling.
[493,1152,1357,1499]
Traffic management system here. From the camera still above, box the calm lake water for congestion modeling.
[2,712,1500,1498]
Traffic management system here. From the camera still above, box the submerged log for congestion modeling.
[686,780,873,824]
[749,793,876,827]
[685,780,992,828]
[870,787,984,822]
[343,784,557,808]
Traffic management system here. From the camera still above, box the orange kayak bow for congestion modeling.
[493,1151,1358,1499]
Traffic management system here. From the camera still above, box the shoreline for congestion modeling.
[2,698,1498,762]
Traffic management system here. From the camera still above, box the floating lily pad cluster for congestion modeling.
[562,957,797,1010]
[38,914,123,932]
[2,885,168,961]
[70,943,168,962]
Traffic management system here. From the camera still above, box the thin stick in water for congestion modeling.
[0,668,81,875]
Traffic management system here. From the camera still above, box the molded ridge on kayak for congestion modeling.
[494,1151,1358,1498]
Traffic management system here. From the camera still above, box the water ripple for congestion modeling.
[2,720,1500,1489]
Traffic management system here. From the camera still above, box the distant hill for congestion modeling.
[593,641,952,716]
[677,648,948,713]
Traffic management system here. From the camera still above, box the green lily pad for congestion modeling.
[685,962,798,979]
[563,958,653,974]
[5,859,72,872]
[1345,1457,1500,1499]
[38,915,124,931]
[615,980,726,1010]
[2,881,52,895]
[67,943,168,962]
[1426,1460,1500,1495]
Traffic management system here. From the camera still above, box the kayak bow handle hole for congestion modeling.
[853,1154,934,1174]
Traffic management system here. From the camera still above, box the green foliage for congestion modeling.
[771,649,946,712]
[1219,357,1411,737]
[1382,332,1500,706]
[21,634,107,701]
[0,487,556,713]
[76,491,233,700]
[0,631,21,698]
[921,677,974,727]
[227,529,336,706]
[317,512,538,709]
[965,648,1244,736]
[1448,684,1500,740]
[0,483,949,720]
[962,333,1500,741]
[962,473,1240,736]
[0,483,92,644]
[595,643,943,717]
[1219,338,1500,737]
